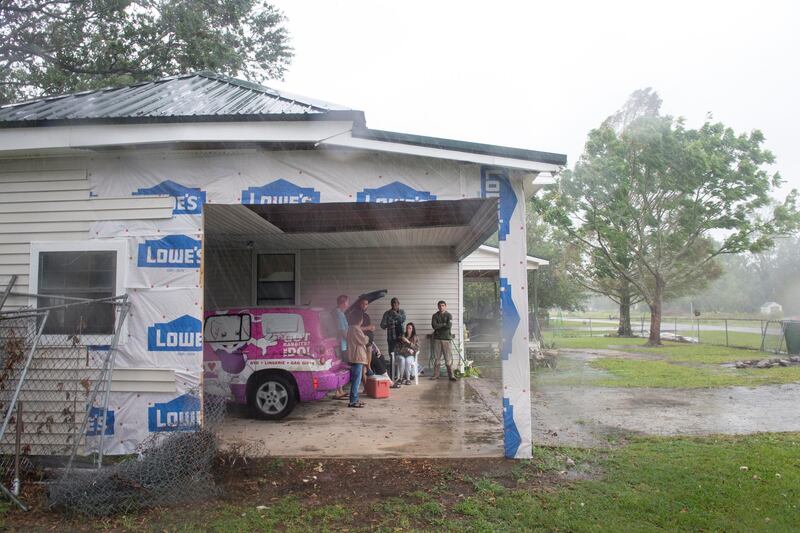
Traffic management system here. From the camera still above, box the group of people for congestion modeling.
[331,295,457,408]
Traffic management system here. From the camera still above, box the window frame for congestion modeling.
[29,241,128,341]
[251,251,298,307]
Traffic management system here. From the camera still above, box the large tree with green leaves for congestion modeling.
[0,0,293,104]
[538,90,799,345]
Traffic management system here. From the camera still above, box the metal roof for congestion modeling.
[0,72,364,126]
[0,72,566,167]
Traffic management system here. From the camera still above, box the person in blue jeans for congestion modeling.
[345,311,370,407]
[331,294,350,400]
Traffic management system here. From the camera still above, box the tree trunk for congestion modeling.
[647,277,664,346]
[618,293,633,337]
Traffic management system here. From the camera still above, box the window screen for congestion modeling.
[256,254,295,306]
[37,251,117,334]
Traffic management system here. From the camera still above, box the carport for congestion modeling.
[202,199,506,456]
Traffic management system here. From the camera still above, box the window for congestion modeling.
[261,313,305,338]
[37,250,117,334]
[204,314,251,343]
[256,254,295,306]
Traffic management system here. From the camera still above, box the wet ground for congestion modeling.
[218,347,799,456]
[218,378,503,457]
[470,348,800,447]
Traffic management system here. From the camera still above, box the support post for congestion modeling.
[482,167,532,459]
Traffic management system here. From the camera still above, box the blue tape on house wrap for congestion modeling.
[480,167,516,241]
[499,277,520,361]
[503,397,522,458]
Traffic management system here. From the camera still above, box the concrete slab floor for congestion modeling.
[218,378,503,458]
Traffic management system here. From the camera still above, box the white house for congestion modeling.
[0,73,566,458]
[760,301,783,315]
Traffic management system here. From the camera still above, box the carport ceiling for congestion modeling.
[246,199,485,233]
[204,199,498,260]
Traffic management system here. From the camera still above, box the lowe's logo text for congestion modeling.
[148,394,200,432]
[357,181,437,203]
[137,235,202,268]
[133,180,206,215]
[147,315,202,352]
[86,407,114,436]
[241,178,320,204]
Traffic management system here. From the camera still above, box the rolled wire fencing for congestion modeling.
[48,393,228,517]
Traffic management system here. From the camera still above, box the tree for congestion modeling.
[525,206,586,313]
[570,246,644,337]
[463,206,586,327]
[678,235,800,315]
[538,90,799,345]
[0,0,293,104]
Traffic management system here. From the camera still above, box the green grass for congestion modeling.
[536,336,800,388]
[78,434,800,532]
[451,433,800,532]
[590,358,800,388]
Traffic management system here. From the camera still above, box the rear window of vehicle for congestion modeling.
[320,312,339,339]
[261,313,305,338]
[205,313,251,342]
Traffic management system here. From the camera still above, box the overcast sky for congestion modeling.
[268,0,799,197]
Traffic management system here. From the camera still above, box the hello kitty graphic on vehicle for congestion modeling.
[203,306,350,420]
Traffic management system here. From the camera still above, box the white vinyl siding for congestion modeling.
[297,247,461,359]
[203,246,462,361]
[204,247,253,309]
[0,169,173,309]
[462,245,544,272]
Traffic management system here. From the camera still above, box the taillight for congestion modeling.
[312,376,319,389]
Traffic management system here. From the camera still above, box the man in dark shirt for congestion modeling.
[430,300,456,381]
[380,297,406,356]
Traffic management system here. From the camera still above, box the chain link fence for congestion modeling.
[541,313,796,354]
[0,294,127,509]
[0,277,240,516]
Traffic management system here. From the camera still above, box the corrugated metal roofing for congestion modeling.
[0,72,357,124]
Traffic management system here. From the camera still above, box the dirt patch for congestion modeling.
[3,455,593,531]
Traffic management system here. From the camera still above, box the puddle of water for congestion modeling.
[470,349,800,448]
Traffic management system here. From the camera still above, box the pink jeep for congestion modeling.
[203,307,350,420]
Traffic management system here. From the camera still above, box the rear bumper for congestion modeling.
[305,365,351,401]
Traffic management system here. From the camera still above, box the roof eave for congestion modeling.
[351,126,567,166]
[0,109,366,129]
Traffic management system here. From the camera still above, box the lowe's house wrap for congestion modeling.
[0,72,566,458]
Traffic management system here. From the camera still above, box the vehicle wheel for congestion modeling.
[248,373,297,420]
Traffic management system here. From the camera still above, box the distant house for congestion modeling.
[760,301,783,315]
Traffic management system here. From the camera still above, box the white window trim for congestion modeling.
[29,240,129,343]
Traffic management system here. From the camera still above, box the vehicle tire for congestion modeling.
[248,373,297,420]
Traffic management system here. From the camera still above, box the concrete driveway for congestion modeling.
[218,378,503,457]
